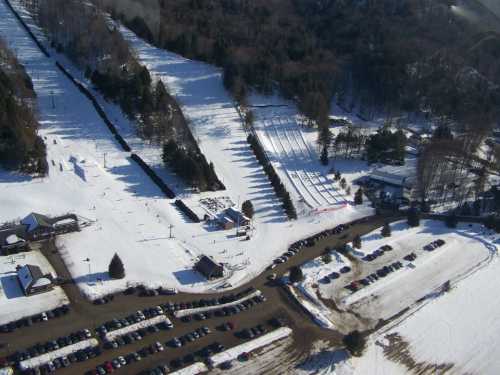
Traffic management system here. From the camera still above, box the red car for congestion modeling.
[104,361,114,373]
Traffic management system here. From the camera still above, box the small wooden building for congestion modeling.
[17,264,54,296]
[195,255,224,280]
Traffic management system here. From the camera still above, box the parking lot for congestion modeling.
[0,215,387,374]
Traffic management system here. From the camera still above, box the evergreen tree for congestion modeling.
[407,207,420,227]
[354,188,363,205]
[242,200,255,219]
[320,146,329,165]
[322,253,332,264]
[335,171,341,181]
[289,266,304,283]
[343,330,366,357]
[445,212,458,228]
[381,222,391,237]
[108,253,125,279]
[340,178,346,189]
[353,234,362,249]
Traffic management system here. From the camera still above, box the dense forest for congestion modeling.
[22,0,223,190]
[100,0,500,141]
[0,37,47,174]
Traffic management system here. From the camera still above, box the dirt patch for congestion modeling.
[379,332,455,374]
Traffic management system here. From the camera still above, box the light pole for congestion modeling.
[84,257,91,285]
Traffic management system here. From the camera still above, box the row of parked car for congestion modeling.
[180,294,266,322]
[270,224,349,268]
[20,345,102,375]
[169,326,211,348]
[362,245,393,262]
[9,328,92,365]
[92,341,165,375]
[236,324,267,340]
[423,239,445,251]
[96,306,167,337]
[0,305,70,333]
[321,266,352,284]
[103,320,173,350]
[139,340,226,375]
[161,287,256,315]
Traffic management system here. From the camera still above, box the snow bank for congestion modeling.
[285,285,335,329]
[19,338,98,370]
[209,327,292,367]
[169,362,208,375]
[105,315,170,341]
[174,290,261,318]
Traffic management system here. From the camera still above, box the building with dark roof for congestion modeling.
[0,213,79,254]
[16,264,54,296]
[194,255,224,280]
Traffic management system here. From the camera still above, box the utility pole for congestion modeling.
[169,224,174,239]
[84,257,91,285]
[103,153,107,168]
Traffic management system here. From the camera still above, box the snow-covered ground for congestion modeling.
[249,95,349,214]
[291,220,500,374]
[0,251,68,325]
[0,0,373,301]
[296,220,496,328]
[209,327,293,367]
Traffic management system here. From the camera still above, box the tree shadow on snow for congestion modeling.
[295,348,350,373]
[73,271,111,286]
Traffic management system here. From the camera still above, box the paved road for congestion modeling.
[1,215,388,374]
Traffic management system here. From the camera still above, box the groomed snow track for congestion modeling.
[262,115,345,209]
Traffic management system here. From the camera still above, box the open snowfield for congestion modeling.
[0,0,373,301]
[296,220,496,325]
[291,220,500,374]
[0,251,68,325]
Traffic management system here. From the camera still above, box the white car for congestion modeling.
[83,329,92,338]
[117,356,127,366]
[41,312,48,322]
[155,341,164,352]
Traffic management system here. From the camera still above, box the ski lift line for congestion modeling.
[285,120,344,204]
[261,119,315,209]
[267,119,322,208]
[275,120,332,206]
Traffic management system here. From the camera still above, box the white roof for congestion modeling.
[6,234,23,245]
[32,277,52,288]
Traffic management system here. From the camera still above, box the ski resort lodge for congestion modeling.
[195,255,224,280]
[16,264,54,296]
[0,212,79,254]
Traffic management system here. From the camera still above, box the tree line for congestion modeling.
[0,37,47,174]
[23,0,222,191]
[100,0,499,150]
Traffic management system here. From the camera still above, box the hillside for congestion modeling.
[99,0,500,134]
[0,36,46,174]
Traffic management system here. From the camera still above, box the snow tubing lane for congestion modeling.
[3,0,50,57]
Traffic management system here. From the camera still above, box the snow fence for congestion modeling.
[174,290,262,318]
[209,327,292,367]
[19,338,98,371]
[105,315,171,341]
